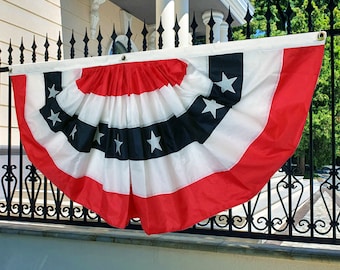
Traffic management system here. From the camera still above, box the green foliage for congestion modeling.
[236,0,340,168]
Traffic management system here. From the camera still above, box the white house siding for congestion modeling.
[60,0,95,58]
[0,0,63,147]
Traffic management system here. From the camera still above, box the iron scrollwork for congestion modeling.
[1,164,18,215]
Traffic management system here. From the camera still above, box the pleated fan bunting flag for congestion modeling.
[10,32,325,234]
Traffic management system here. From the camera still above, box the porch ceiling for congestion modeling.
[109,0,253,36]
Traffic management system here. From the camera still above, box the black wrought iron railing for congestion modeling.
[1,1,339,244]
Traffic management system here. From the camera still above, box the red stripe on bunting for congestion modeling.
[131,45,325,234]
[76,59,188,96]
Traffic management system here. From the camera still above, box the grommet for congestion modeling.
[317,31,326,41]
[121,55,126,61]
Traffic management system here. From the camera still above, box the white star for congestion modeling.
[114,134,123,155]
[47,109,62,126]
[48,84,60,98]
[93,127,104,145]
[215,72,237,93]
[201,99,224,119]
[147,131,162,153]
[70,125,77,140]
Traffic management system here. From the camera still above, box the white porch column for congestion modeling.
[202,10,224,43]
[156,0,175,48]
[90,0,106,39]
[175,0,189,47]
